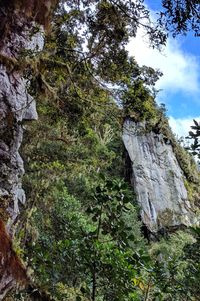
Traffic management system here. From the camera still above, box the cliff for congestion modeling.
[0,1,57,298]
[122,118,198,233]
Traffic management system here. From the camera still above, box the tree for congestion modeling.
[159,0,200,36]
[186,119,200,163]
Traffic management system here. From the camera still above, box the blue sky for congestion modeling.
[127,0,200,137]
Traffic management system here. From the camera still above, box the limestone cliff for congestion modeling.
[122,118,198,233]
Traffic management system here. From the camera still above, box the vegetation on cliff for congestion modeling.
[2,0,200,300]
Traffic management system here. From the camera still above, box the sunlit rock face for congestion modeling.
[123,119,193,233]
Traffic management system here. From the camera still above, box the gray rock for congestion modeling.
[22,95,38,121]
[0,10,45,299]
[0,20,44,229]
[122,119,195,233]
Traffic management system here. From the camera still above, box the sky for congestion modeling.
[127,0,200,138]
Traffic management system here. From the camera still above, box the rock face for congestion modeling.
[0,7,44,300]
[122,119,194,233]
[0,1,57,298]
[0,19,43,230]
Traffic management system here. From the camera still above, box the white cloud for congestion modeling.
[168,116,200,138]
[127,25,200,94]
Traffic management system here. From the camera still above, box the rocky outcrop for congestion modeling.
[0,1,61,298]
[0,15,44,300]
[0,1,57,298]
[122,119,195,233]
[0,0,57,226]
[0,18,43,228]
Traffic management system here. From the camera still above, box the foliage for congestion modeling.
[147,228,200,301]
[20,176,151,301]
[186,119,200,163]
[20,49,150,299]
[149,230,195,300]
[181,227,200,299]
[159,0,200,36]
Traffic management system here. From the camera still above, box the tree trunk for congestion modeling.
[0,1,57,299]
